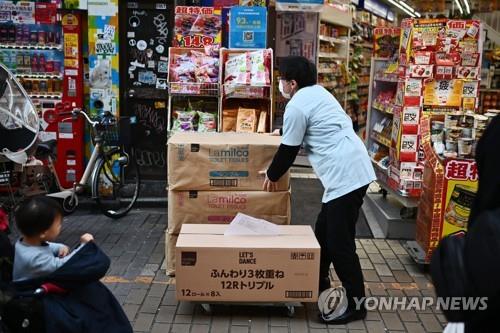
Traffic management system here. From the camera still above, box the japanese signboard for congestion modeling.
[174,6,222,48]
[175,224,320,302]
[229,6,267,49]
[373,27,401,58]
[441,159,478,237]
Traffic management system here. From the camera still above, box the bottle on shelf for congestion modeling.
[39,54,46,74]
[8,25,15,43]
[30,30,38,45]
[31,53,38,73]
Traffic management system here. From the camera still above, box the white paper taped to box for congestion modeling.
[224,213,282,236]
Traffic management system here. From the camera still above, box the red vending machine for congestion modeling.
[0,4,85,189]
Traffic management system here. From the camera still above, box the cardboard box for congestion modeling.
[168,190,291,234]
[165,233,178,276]
[175,224,320,302]
[168,132,290,191]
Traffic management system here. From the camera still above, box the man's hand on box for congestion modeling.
[260,170,278,192]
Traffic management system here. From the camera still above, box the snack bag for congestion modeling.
[197,111,217,132]
[236,108,258,133]
[172,111,197,132]
[222,108,238,132]
[257,111,267,133]
[249,50,271,86]
[224,52,250,84]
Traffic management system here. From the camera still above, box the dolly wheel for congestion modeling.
[62,196,78,215]
[200,304,212,314]
[287,305,295,317]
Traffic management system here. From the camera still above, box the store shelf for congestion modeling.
[374,74,399,83]
[169,82,219,97]
[29,93,62,99]
[372,103,395,115]
[320,82,338,89]
[222,84,270,100]
[318,68,341,74]
[320,4,352,29]
[370,132,391,147]
[0,43,62,51]
[319,35,347,45]
[318,52,347,59]
[15,73,63,80]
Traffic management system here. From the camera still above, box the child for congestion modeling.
[13,196,93,281]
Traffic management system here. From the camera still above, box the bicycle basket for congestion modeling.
[96,117,133,147]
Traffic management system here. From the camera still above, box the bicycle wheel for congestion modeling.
[93,147,140,218]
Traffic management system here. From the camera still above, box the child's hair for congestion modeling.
[15,196,63,237]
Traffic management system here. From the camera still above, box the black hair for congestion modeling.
[15,196,63,237]
[279,56,317,89]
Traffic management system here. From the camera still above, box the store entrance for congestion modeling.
[119,0,172,180]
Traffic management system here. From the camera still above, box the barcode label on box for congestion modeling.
[210,179,238,187]
[285,291,313,299]
[290,252,315,260]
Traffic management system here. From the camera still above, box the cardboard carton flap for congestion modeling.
[177,224,320,249]
[168,132,282,146]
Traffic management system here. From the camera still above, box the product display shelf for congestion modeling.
[0,27,64,103]
[219,48,274,133]
[166,47,221,134]
[317,4,352,110]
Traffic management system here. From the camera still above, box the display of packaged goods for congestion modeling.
[168,132,290,191]
[167,190,291,234]
[175,224,320,302]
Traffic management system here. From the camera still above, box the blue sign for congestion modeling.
[229,6,267,49]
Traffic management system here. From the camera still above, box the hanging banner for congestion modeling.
[229,6,267,49]
[275,0,323,12]
[441,159,478,236]
[174,6,222,47]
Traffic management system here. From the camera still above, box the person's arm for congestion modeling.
[266,105,307,182]
[47,242,66,256]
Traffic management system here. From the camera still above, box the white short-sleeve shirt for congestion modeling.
[282,85,376,203]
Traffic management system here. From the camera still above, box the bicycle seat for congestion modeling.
[35,140,57,159]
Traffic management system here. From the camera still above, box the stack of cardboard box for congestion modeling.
[166,132,291,275]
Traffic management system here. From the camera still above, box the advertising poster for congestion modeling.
[373,27,401,58]
[423,79,464,107]
[441,159,478,236]
[64,0,88,10]
[275,12,318,65]
[229,6,267,49]
[174,6,221,47]
[88,0,119,117]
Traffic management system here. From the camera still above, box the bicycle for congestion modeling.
[44,108,140,218]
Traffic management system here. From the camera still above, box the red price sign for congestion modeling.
[182,35,215,48]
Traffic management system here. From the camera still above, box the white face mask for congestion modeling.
[279,80,291,99]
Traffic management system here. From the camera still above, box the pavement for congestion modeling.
[14,207,445,333]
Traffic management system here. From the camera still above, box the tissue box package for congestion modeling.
[167,190,291,234]
[175,224,320,302]
[168,132,290,191]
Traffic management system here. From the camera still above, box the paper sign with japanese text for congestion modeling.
[423,79,464,107]
[441,159,478,237]
[174,7,222,48]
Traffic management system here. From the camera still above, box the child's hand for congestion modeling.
[58,245,70,258]
[80,233,94,243]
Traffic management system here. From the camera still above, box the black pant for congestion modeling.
[315,185,368,307]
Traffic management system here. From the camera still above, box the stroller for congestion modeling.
[0,232,132,333]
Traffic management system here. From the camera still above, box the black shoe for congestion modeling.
[320,308,367,325]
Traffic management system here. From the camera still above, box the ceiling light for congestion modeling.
[463,0,471,14]
[388,0,416,17]
[398,0,415,13]
[454,0,464,14]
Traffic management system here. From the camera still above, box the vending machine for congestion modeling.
[0,3,85,189]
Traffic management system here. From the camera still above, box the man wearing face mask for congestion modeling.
[263,56,376,324]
